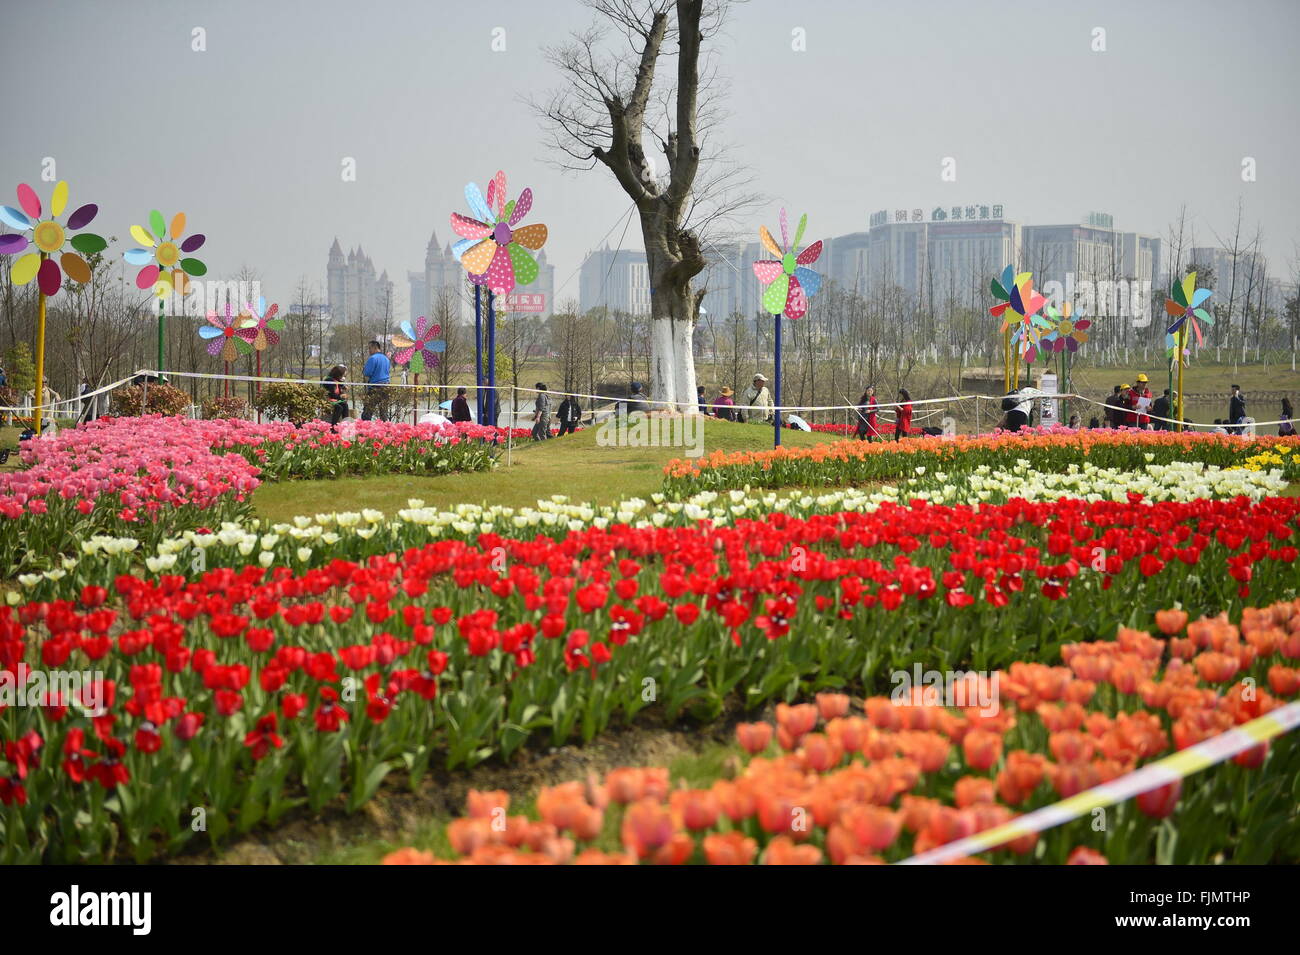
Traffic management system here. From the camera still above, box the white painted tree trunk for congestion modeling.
[671,318,698,412]
[649,317,676,412]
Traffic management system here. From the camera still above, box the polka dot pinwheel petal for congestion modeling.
[235,299,284,351]
[752,209,825,319]
[200,304,251,363]
[0,181,106,295]
[452,172,548,295]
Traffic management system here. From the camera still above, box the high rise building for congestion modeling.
[578,246,651,316]
[326,238,394,327]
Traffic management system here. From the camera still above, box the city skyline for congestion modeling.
[6,0,1298,319]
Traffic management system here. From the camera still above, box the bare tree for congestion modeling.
[535,0,758,410]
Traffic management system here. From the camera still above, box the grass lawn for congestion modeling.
[252,418,842,523]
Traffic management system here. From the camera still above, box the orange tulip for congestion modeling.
[839,804,902,851]
[447,817,494,856]
[764,835,822,865]
[573,849,637,865]
[735,721,773,754]
[962,729,1003,771]
[1193,651,1240,683]
[816,692,851,720]
[713,779,757,822]
[1154,609,1188,635]
[1268,665,1300,696]
[670,788,720,831]
[1135,779,1181,819]
[466,788,509,819]
[1067,846,1109,865]
[703,831,758,865]
[954,775,995,808]
[621,798,677,859]
[1049,730,1095,764]
[775,702,819,741]
[382,847,438,865]
[799,732,844,772]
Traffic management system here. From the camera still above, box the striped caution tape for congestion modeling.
[897,699,1300,865]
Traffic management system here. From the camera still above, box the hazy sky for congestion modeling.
[4,0,1297,315]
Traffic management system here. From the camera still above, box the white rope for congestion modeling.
[100,370,1298,433]
[0,374,139,413]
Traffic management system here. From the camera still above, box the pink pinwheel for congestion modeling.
[199,303,252,363]
[391,316,446,373]
[450,170,548,294]
[752,209,823,319]
[235,296,284,353]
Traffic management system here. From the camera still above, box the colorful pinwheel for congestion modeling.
[235,297,284,353]
[1164,271,1213,354]
[450,170,548,294]
[0,181,106,295]
[1040,301,1091,354]
[990,267,1052,361]
[751,209,823,319]
[391,316,446,373]
[1165,331,1189,369]
[199,303,252,363]
[124,211,207,296]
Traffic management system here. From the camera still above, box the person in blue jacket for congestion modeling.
[361,340,391,421]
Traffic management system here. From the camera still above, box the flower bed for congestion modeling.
[1,494,1297,862]
[378,601,1300,865]
[663,430,1300,497]
[0,416,504,575]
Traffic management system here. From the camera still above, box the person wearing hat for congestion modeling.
[742,373,774,423]
[713,386,736,421]
[1125,374,1153,428]
[625,381,648,417]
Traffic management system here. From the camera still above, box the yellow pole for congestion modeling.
[1003,328,1010,392]
[34,253,48,436]
[1175,324,1187,432]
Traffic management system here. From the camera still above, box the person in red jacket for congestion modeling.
[854,385,881,441]
[1126,373,1153,428]
[895,388,914,441]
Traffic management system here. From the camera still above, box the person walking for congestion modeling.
[854,385,880,441]
[450,386,472,423]
[1229,385,1247,434]
[1279,398,1295,437]
[742,373,773,423]
[322,365,350,426]
[531,382,553,440]
[713,387,736,421]
[557,391,581,436]
[360,340,391,421]
[894,388,914,441]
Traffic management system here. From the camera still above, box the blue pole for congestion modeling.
[474,285,483,424]
[773,312,782,448]
[487,290,496,428]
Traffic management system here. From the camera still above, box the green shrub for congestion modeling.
[253,381,330,425]
[110,383,193,417]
